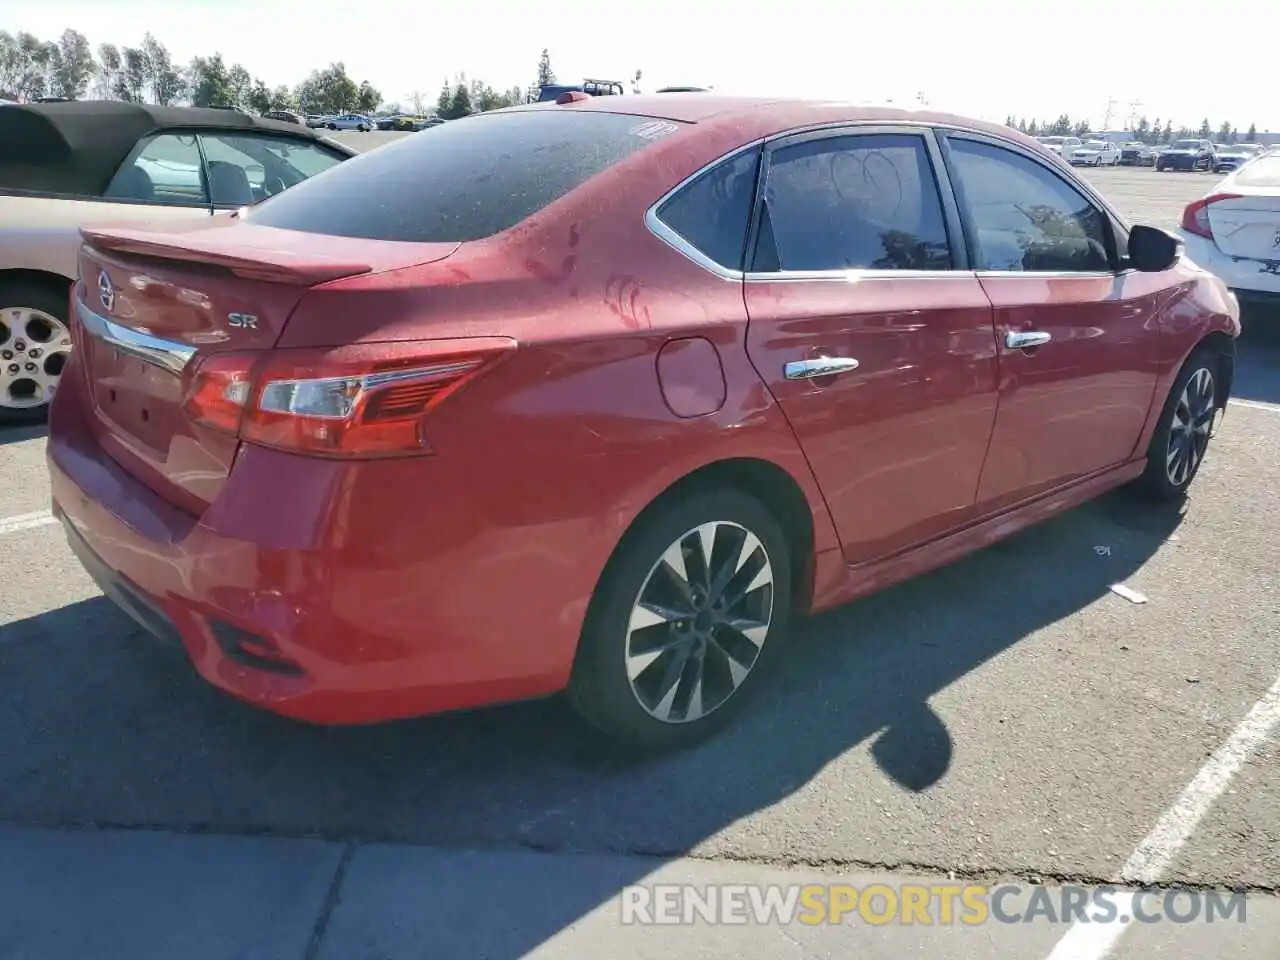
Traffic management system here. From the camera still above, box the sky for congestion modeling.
[4,0,1278,132]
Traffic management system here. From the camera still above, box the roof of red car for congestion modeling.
[516,93,1041,150]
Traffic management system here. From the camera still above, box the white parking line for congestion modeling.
[1230,398,1280,413]
[1044,672,1280,960]
[0,510,56,535]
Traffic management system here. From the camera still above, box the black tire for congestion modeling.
[567,487,794,751]
[1133,347,1221,502]
[0,279,71,426]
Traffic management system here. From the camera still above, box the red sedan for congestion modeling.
[48,95,1240,749]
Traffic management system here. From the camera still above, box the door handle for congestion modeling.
[1005,330,1052,350]
[784,356,860,380]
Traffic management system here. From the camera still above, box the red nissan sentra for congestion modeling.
[47,95,1240,749]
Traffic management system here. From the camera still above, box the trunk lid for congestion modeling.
[1207,193,1280,261]
[73,218,459,512]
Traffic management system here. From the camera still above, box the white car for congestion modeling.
[1178,150,1280,315]
[324,113,372,132]
[1036,135,1082,158]
[1069,140,1120,166]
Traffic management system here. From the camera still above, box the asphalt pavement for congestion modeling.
[2,146,1279,959]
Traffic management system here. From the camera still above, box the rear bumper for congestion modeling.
[1179,233,1280,302]
[46,364,578,724]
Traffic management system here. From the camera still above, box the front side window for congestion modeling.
[103,133,208,206]
[247,110,685,242]
[751,133,953,273]
[945,138,1112,273]
[654,147,760,271]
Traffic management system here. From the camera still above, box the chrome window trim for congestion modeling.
[75,297,196,376]
[744,269,967,283]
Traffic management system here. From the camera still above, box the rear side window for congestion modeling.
[104,133,208,206]
[1235,154,1280,187]
[655,147,761,271]
[246,110,685,242]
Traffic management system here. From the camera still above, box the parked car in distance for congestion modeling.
[0,101,355,423]
[1119,141,1158,166]
[263,110,304,125]
[49,96,1239,749]
[1157,139,1216,171]
[1213,143,1263,174]
[325,113,373,131]
[1069,139,1120,166]
[1179,149,1280,316]
[1036,135,1083,158]
[305,114,328,128]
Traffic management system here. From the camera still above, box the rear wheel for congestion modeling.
[567,488,793,750]
[0,282,72,426]
[1134,348,1220,502]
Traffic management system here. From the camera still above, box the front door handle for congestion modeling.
[784,356,860,380]
[1005,330,1052,350]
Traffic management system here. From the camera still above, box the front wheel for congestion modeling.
[1134,348,1220,502]
[567,488,793,750]
[0,281,73,426]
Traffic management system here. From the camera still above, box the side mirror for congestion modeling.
[1127,224,1179,272]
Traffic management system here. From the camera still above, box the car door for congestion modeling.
[742,126,1001,565]
[939,131,1161,514]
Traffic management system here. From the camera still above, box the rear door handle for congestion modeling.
[1005,330,1052,350]
[784,357,860,380]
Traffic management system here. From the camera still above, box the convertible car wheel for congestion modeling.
[0,283,72,425]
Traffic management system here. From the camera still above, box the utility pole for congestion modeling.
[1101,96,1118,131]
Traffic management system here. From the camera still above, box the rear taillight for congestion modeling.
[1180,193,1242,240]
[183,338,515,457]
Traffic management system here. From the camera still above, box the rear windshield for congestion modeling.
[246,109,685,242]
[1171,140,1200,149]
[1235,154,1280,187]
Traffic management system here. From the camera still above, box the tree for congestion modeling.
[139,32,183,105]
[246,79,272,114]
[296,62,360,115]
[536,48,555,87]
[1217,121,1232,144]
[439,80,473,120]
[1027,119,1039,136]
[408,89,428,115]
[437,77,452,115]
[47,29,93,100]
[13,32,55,101]
[1134,116,1151,141]
[1197,118,1211,139]
[1162,120,1173,143]
[0,33,22,98]
[269,85,296,112]
[115,46,146,102]
[94,43,120,99]
[187,54,234,108]
[1245,123,1257,143]
[355,80,380,113]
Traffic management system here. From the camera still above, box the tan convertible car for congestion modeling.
[0,101,356,424]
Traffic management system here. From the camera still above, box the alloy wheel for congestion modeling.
[0,307,71,410]
[625,520,774,724]
[1166,366,1215,487]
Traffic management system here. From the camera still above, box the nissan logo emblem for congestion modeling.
[97,270,115,313]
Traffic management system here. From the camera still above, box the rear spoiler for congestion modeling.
[79,224,374,285]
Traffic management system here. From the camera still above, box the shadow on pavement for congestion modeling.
[0,423,47,447]
[0,489,1184,956]
[1233,308,1280,404]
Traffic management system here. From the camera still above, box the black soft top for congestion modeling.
[0,100,332,196]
